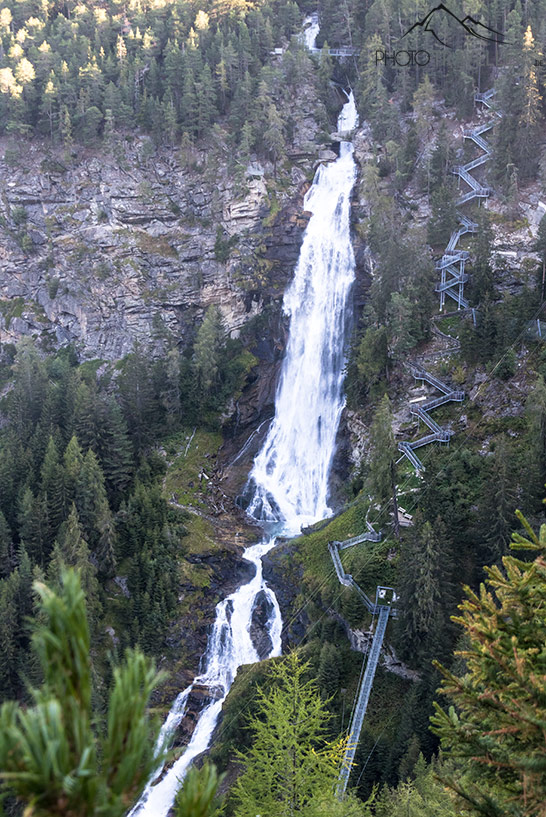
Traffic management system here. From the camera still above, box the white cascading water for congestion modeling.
[129,65,359,817]
[302,13,320,50]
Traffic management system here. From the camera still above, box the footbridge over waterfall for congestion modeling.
[328,528,398,797]
[397,364,464,473]
[436,89,499,310]
[308,46,358,57]
[272,45,358,57]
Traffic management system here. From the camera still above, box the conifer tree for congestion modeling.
[193,306,225,400]
[233,652,368,817]
[366,394,397,521]
[479,436,517,565]
[470,211,494,304]
[518,25,542,179]
[48,504,102,626]
[75,449,111,552]
[40,436,65,539]
[427,187,456,248]
[95,398,134,504]
[524,374,546,507]
[63,434,84,504]
[0,510,13,579]
[397,516,455,666]
[0,569,165,817]
[18,487,50,566]
[431,514,546,817]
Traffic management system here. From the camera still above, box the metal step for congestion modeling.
[443,286,470,307]
[398,441,424,471]
[336,606,390,798]
[463,154,489,172]
[411,405,443,434]
[409,430,450,448]
[410,366,452,394]
[435,274,468,292]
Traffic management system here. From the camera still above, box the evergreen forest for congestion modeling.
[0,0,545,816]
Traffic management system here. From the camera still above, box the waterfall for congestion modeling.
[129,84,359,817]
[302,13,320,50]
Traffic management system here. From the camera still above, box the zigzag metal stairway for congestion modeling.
[397,364,464,473]
[328,88,501,794]
[436,88,498,310]
[398,89,499,473]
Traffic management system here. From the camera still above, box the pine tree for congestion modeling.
[174,762,224,817]
[0,569,166,816]
[318,641,340,699]
[263,102,285,177]
[375,755,457,816]
[18,487,50,566]
[480,436,518,565]
[427,186,456,248]
[470,211,494,304]
[95,398,133,505]
[397,516,456,666]
[233,652,368,817]
[48,503,102,626]
[524,375,546,508]
[63,434,84,504]
[193,306,225,400]
[0,510,13,579]
[75,449,111,552]
[117,347,156,452]
[355,324,389,397]
[40,435,65,539]
[431,514,546,817]
[366,394,396,520]
[518,25,542,179]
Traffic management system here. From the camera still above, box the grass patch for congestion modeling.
[163,428,223,509]
[435,315,462,337]
[134,230,178,258]
[0,298,25,328]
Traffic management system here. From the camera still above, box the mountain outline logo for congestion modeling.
[399,3,508,48]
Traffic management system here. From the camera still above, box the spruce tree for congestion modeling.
[0,569,165,816]
[470,211,494,304]
[75,449,111,552]
[193,306,225,401]
[233,652,368,817]
[479,436,518,565]
[40,436,66,540]
[48,504,102,628]
[366,394,397,521]
[431,514,546,817]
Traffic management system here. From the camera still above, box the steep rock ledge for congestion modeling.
[0,140,314,359]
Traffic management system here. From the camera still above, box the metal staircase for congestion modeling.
[397,365,464,473]
[336,605,390,798]
[328,528,397,797]
[436,89,498,310]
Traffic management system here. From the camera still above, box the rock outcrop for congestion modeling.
[0,76,330,361]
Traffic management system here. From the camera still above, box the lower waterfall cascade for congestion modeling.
[128,89,359,817]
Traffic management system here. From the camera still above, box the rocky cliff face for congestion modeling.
[0,85,329,360]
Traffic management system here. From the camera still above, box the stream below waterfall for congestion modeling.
[129,72,359,817]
